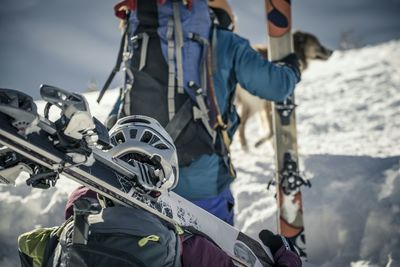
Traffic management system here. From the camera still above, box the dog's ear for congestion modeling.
[293,31,305,44]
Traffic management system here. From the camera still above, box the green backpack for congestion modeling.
[18,220,69,267]
[18,205,182,267]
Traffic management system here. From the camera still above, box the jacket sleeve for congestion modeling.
[182,235,236,267]
[220,30,297,102]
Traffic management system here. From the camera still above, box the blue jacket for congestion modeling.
[173,29,297,200]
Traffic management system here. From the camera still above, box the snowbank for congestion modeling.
[231,40,400,266]
[1,40,399,266]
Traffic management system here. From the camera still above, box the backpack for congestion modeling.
[18,190,238,267]
[18,225,65,267]
[98,0,234,172]
[18,202,182,267]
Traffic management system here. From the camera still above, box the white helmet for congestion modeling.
[108,115,178,196]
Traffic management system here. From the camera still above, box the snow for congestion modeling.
[231,40,400,267]
[1,40,399,266]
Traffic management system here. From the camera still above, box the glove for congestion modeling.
[274,53,301,83]
[259,230,302,267]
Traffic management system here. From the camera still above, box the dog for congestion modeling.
[235,31,333,150]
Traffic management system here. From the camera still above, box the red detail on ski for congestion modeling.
[266,0,291,37]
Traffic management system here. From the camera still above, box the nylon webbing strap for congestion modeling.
[97,26,129,103]
[211,25,218,73]
[205,27,225,130]
[165,99,192,141]
[131,32,150,71]
[188,30,234,178]
[167,18,176,120]
[190,82,217,142]
[206,26,236,178]
[122,30,134,117]
[188,32,209,96]
[172,1,184,94]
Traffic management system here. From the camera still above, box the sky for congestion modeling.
[0,0,399,99]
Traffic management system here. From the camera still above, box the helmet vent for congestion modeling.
[149,135,160,145]
[123,118,151,125]
[110,136,118,146]
[141,131,153,143]
[115,131,125,144]
[154,143,168,150]
[130,129,138,139]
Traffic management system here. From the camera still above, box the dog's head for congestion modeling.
[293,31,333,70]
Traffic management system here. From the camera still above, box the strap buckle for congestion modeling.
[189,82,217,143]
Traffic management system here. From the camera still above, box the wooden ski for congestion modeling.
[265,0,310,258]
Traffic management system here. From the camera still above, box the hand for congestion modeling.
[259,230,302,267]
[274,53,301,83]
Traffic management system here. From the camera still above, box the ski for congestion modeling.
[265,0,310,258]
[0,86,274,267]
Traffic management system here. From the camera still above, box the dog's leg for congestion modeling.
[238,104,251,151]
[265,101,273,139]
[255,101,273,148]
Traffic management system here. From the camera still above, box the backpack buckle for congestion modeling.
[72,198,102,245]
[189,82,217,143]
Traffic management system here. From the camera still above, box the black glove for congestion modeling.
[274,53,301,83]
[259,230,302,267]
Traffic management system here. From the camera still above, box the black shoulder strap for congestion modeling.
[164,98,192,141]
[17,251,33,267]
[42,217,73,267]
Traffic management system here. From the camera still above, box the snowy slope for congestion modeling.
[1,40,399,267]
[231,40,400,267]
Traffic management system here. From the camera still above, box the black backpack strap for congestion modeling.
[188,32,208,97]
[190,26,236,178]
[131,33,150,71]
[190,82,217,142]
[42,217,74,267]
[41,232,61,267]
[165,98,192,141]
[72,197,102,245]
[165,82,217,143]
[18,251,33,267]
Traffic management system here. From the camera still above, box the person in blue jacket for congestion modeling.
[105,0,300,226]
[174,1,300,225]
[175,31,298,225]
